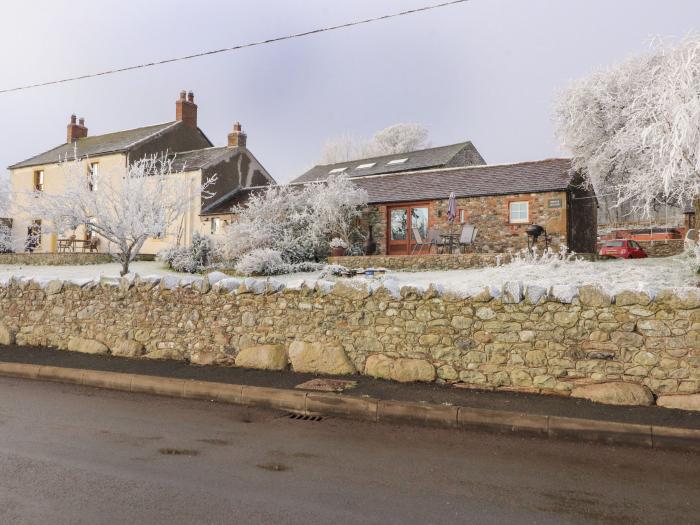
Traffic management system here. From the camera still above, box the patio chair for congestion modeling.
[411,227,432,255]
[427,228,444,253]
[458,224,477,253]
[685,229,698,251]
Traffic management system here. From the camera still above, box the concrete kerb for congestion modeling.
[0,361,698,452]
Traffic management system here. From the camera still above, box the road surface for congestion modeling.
[0,376,697,524]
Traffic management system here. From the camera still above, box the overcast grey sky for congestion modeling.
[1,0,699,183]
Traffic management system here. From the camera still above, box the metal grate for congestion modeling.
[285,412,324,422]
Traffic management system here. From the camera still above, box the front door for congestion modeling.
[387,204,429,255]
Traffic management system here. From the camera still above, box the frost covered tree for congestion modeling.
[554,36,700,219]
[26,153,215,275]
[320,123,430,163]
[367,123,430,156]
[220,174,368,269]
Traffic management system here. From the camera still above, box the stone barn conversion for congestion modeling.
[291,144,597,255]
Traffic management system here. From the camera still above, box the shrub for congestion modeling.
[235,248,288,276]
[158,233,212,273]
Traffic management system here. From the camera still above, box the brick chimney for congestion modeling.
[66,114,88,142]
[227,122,247,148]
[175,90,198,128]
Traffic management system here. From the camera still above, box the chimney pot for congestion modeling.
[228,122,247,148]
[67,114,88,142]
[175,90,198,128]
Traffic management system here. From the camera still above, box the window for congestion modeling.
[328,167,347,174]
[355,163,376,170]
[458,209,467,224]
[33,170,44,192]
[509,201,529,223]
[26,220,41,252]
[387,158,408,165]
[211,218,224,235]
[88,162,99,191]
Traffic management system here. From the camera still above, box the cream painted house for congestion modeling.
[7,91,275,255]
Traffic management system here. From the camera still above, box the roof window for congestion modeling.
[387,158,408,165]
[329,167,347,174]
[356,163,376,169]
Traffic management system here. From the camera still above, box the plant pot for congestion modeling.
[331,247,346,257]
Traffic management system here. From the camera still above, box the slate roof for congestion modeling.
[9,121,182,169]
[326,158,575,204]
[169,146,240,172]
[200,187,260,216]
[292,141,482,183]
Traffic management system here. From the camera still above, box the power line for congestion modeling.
[0,0,469,95]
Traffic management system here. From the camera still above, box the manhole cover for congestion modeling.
[295,378,358,392]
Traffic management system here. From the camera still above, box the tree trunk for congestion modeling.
[120,250,131,276]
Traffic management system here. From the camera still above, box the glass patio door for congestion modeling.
[387,204,429,255]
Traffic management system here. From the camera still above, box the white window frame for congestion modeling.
[34,170,44,192]
[88,162,99,192]
[509,201,529,224]
[211,218,223,235]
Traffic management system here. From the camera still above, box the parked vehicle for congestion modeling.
[599,239,648,259]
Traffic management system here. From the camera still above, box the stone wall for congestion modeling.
[328,253,503,271]
[638,240,686,258]
[362,190,586,256]
[0,253,113,266]
[0,273,698,403]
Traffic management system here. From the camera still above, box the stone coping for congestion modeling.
[1,270,698,308]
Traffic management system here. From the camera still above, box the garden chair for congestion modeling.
[411,227,432,255]
[458,224,477,253]
[685,229,698,251]
[427,228,444,253]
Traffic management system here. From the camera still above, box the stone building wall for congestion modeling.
[0,274,698,400]
[363,191,579,256]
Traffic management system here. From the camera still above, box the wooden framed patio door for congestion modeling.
[387,203,430,255]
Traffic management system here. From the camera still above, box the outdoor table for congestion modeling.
[58,238,92,252]
[439,233,460,254]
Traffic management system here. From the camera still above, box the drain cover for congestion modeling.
[285,412,324,422]
[295,378,358,392]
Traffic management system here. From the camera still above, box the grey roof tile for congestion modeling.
[291,141,482,183]
[345,158,575,204]
[169,146,238,172]
[9,121,180,169]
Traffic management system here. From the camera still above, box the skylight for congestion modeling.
[355,163,376,169]
[387,158,408,165]
[328,167,347,174]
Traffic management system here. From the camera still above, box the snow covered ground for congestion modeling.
[0,256,697,295]
[278,256,699,296]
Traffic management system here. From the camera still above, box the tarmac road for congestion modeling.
[0,376,698,525]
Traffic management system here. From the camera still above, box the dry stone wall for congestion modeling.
[0,273,698,405]
[0,253,112,265]
[328,253,503,271]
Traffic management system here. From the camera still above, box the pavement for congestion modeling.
[1,344,699,430]
[1,375,699,525]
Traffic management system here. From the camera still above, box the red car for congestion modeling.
[599,239,648,259]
